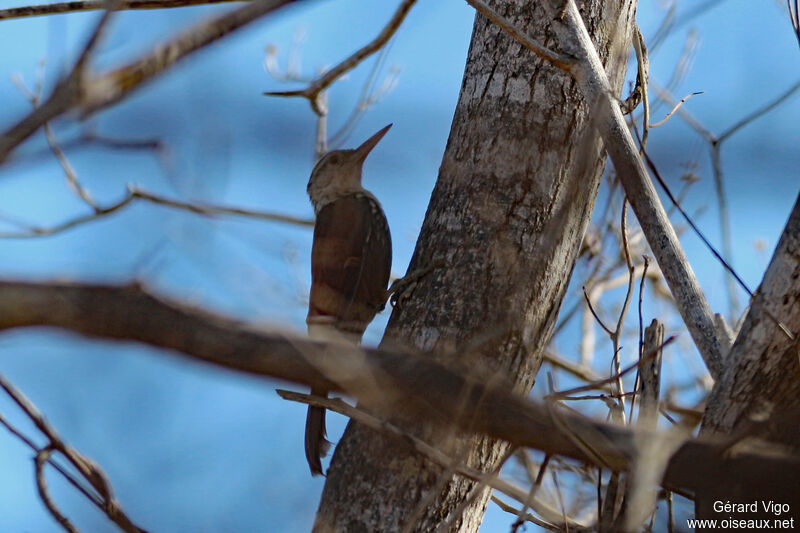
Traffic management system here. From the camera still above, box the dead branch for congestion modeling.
[0,0,303,163]
[35,447,79,533]
[264,0,417,115]
[0,372,147,532]
[0,185,312,238]
[463,0,725,379]
[0,279,797,501]
[0,0,242,20]
[554,0,725,379]
[462,0,575,70]
[278,390,582,529]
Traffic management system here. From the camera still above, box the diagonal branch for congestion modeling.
[0,0,242,20]
[0,185,313,239]
[463,0,724,379]
[0,279,796,501]
[549,0,724,379]
[264,0,417,115]
[0,0,304,163]
[35,447,79,533]
[0,372,147,532]
[462,0,575,70]
[277,390,584,529]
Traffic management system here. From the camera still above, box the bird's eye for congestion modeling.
[327,153,341,165]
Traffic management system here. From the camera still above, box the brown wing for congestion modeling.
[307,194,392,335]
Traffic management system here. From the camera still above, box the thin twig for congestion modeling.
[433,447,517,533]
[650,82,713,140]
[549,336,676,400]
[649,91,703,128]
[0,373,146,532]
[629,255,650,422]
[12,60,101,210]
[709,143,738,321]
[543,351,608,389]
[718,80,800,142]
[44,123,100,209]
[653,80,800,322]
[0,185,313,238]
[667,490,675,533]
[277,389,588,529]
[491,496,560,532]
[74,0,118,72]
[264,0,418,115]
[609,198,637,423]
[329,51,399,149]
[582,286,614,336]
[35,447,79,533]
[462,0,575,71]
[0,412,103,508]
[636,135,754,297]
[511,453,551,533]
[0,0,300,162]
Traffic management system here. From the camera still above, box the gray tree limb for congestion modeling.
[0,280,796,505]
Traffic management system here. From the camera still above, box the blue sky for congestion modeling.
[0,0,798,531]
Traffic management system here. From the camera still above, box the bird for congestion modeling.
[304,124,393,476]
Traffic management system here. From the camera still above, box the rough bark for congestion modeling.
[697,193,800,521]
[314,1,636,531]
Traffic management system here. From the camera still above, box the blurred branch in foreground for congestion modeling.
[0,279,797,506]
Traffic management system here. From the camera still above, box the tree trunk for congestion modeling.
[314,1,636,531]
[697,193,800,521]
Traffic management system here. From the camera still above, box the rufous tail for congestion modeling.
[304,387,331,476]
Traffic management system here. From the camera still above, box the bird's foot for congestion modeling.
[387,259,446,309]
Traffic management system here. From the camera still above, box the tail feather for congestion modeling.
[304,388,331,476]
[303,323,360,476]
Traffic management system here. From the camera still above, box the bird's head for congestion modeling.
[307,124,392,213]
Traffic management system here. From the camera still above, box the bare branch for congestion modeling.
[264,0,417,115]
[0,372,146,532]
[630,24,650,148]
[462,0,575,71]
[718,79,800,142]
[44,123,100,209]
[0,0,302,162]
[545,0,725,379]
[649,91,703,128]
[35,447,79,533]
[650,81,714,141]
[12,61,102,210]
[543,350,607,389]
[0,185,312,239]
[278,390,588,530]
[492,496,561,532]
[652,80,800,323]
[549,337,675,401]
[0,279,796,500]
[629,254,650,421]
[638,319,664,426]
[0,413,105,509]
[0,0,242,20]
[582,286,614,336]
